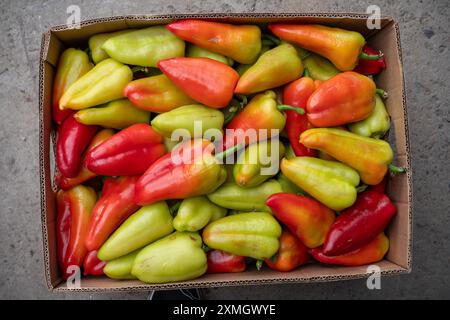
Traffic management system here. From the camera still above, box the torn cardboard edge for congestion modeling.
[39,13,413,292]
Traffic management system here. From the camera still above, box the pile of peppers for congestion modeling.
[53,20,402,284]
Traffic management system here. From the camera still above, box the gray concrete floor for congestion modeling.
[0,0,449,299]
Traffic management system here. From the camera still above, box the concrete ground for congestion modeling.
[0,0,449,299]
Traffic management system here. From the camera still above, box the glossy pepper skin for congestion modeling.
[187,44,234,66]
[59,58,133,110]
[207,179,283,213]
[56,185,97,279]
[235,44,303,94]
[173,196,227,232]
[123,74,196,113]
[167,20,261,64]
[52,48,92,124]
[306,71,376,127]
[323,191,396,256]
[56,114,98,178]
[85,176,140,251]
[348,94,390,138]
[269,24,365,71]
[203,212,282,260]
[83,250,106,276]
[266,193,335,248]
[283,77,318,157]
[233,140,285,188]
[207,250,246,273]
[151,104,224,138]
[102,26,185,67]
[354,45,386,75]
[158,57,239,109]
[104,250,139,280]
[56,129,114,190]
[135,139,227,205]
[311,233,389,266]
[300,128,394,185]
[224,91,287,149]
[88,30,134,64]
[98,202,174,261]
[281,157,360,211]
[86,123,166,176]
[276,172,304,194]
[265,229,309,272]
[302,53,340,81]
[74,99,150,130]
[132,232,207,284]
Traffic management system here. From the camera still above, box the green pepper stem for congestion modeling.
[256,260,264,270]
[376,88,389,98]
[389,164,406,174]
[359,51,384,60]
[215,143,243,160]
[131,66,149,73]
[169,202,181,215]
[277,104,305,115]
[303,68,311,78]
[356,184,368,193]
[202,244,210,253]
[262,34,281,46]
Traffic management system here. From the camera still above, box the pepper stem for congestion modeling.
[256,260,264,270]
[262,34,281,46]
[359,51,384,60]
[215,143,244,160]
[131,66,149,73]
[277,104,305,115]
[169,202,181,215]
[303,68,311,78]
[376,88,389,98]
[356,184,368,193]
[389,164,406,174]
[202,244,210,253]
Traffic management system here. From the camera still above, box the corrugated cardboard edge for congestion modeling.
[39,13,413,292]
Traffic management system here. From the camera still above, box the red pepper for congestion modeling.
[265,229,309,272]
[56,129,115,190]
[83,250,106,276]
[311,233,389,266]
[135,139,230,205]
[85,176,140,251]
[86,123,166,176]
[322,191,396,256]
[56,114,98,178]
[283,77,318,157]
[266,193,335,248]
[354,45,386,76]
[158,57,239,109]
[56,185,97,279]
[206,250,246,273]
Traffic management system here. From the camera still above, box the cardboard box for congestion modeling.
[39,13,413,292]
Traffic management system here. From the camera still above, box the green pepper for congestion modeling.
[103,250,139,280]
[173,196,227,232]
[59,58,133,110]
[132,232,207,284]
[276,172,304,194]
[281,157,360,211]
[187,44,234,66]
[284,143,297,160]
[207,179,282,212]
[203,212,282,260]
[302,53,340,81]
[233,140,285,188]
[97,202,174,261]
[74,99,150,129]
[235,44,271,76]
[348,95,390,138]
[151,104,224,138]
[102,26,185,67]
[88,30,134,64]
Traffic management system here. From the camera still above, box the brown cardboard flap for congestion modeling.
[40,14,412,292]
[54,260,407,292]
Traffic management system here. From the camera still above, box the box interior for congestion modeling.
[39,14,412,292]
